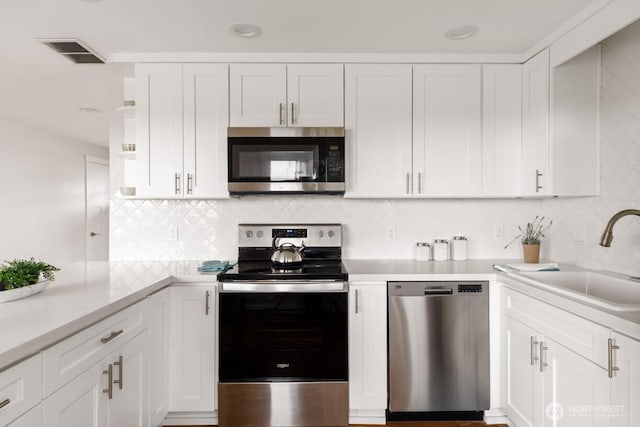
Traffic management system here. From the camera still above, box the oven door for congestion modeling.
[218,281,349,426]
[219,282,348,382]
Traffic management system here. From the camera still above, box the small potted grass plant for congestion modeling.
[505,216,553,263]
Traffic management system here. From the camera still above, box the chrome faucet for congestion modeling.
[599,209,640,247]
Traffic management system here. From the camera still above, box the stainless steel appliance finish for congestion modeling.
[388,281,490,416]
[228,127,345,137]
[219,382,348,427]
[227,128,345,195]
[218,224,348,427]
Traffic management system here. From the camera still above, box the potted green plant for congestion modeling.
[0,258,60,302]
[504,216,553,263]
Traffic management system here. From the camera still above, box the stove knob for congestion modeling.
[328,230,335,238]
[318,230,324,238]
[245,230,254,238]
[256,230,263,238]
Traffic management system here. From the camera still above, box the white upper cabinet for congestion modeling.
[230,64,286,127]
[182,64,230,198]
[521,49,552,196]
[287,64,344,127]
[230,64,343,127]
[344,64,413,197]
[552,45,600,197]
[413,64,482,197]
[482,64,522,197]
[136,63,183,198]
[136,63,229,199]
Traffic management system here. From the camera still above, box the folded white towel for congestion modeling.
[505,262,559,272]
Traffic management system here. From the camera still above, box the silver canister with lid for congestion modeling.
[433,239,449,261]
[451,235,468,261]
[415,242,432,261]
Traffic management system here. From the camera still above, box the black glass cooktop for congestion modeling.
[217,260,348,282]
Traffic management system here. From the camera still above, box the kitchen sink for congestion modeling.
[515,271,640,312]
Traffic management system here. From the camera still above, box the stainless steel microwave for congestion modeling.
[227,127,345,195]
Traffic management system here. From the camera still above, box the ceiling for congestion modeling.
[0,0,603,147]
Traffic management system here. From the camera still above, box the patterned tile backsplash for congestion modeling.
[110,20,640,277]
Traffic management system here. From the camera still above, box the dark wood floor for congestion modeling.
[167,423,507,427]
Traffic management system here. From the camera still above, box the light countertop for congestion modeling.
[1,259,639,372]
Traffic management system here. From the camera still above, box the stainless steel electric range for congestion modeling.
[217,224,348,427]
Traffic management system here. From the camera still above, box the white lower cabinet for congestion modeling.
[148,289,170,426]
[168,285,216,413]
[43,331,148,427]
[348,282,387,425]
[6,404,42,427]
[500,285,636,427]
[0,354,42,427]
[611,332,640,427]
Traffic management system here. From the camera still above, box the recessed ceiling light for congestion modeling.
[228,24,262,38]
[444,25,479,40]
[79,107,101,114]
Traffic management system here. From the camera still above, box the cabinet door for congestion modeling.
[344,64,413,197]
[169,286,216,412]
[348,283,387,423]
[501,314,543,427]
[7,404,42,427]
[135,64,184,198]
[522,49,551,196]
[611,332,640,427]
[43,363,108,427]
[552,45,600,197]
[542,338,611,427]
[148,290,170,426]
[482,64,522,196]
[287,64,344,127]
[230,64,286,127]
[183,64,229,198]
[413,64,482,197]
[107,332,148,427]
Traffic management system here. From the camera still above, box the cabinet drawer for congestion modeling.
[501,286,609,368]
[0,354,42,426]
[43,300,147,397]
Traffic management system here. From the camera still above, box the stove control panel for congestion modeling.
[238,224,342,247]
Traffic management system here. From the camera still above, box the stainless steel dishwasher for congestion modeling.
[388,281,489,420]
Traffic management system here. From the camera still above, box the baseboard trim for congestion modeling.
[162,411,218,426]
[349,409,386,425]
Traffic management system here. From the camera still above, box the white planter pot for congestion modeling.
[0,280,51,303]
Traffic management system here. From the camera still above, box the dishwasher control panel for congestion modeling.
[458,284,483,293]
[388,281,488,297]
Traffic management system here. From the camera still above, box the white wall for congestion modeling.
[110,21,640,277]
[0,116,108,265]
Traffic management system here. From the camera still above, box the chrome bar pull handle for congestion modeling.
[291,102,296,125]
[187,173,193,195]
[279,103,284,125]
[535,169,543,193]
[530,336,539,366]
[205,290,211,315]
[113,355,123,390]
[0,398,10,410]
[418,172,422,194]
[103,364,113,399]
[406,173,410,194]
[355,289,360,314]
[539,341,549,372]
[100,329,124,344]
[608,338,620,378]
[175,173,181,195]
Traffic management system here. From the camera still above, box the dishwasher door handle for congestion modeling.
[424,288,453,295]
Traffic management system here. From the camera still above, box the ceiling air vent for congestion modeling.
[39,38,105,64]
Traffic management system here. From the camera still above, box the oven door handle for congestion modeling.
[219,281,348,293]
